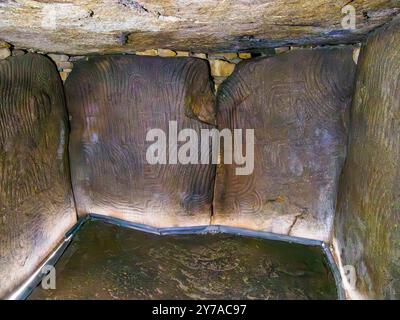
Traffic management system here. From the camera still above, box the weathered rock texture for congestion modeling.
[66,55,216,227]
[0,40,9,48]
[0,54,76,298]
[334,19,400,299]
[213,48,356,242]
[0,1,398,55]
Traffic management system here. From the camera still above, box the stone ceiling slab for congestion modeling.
[0,1,398,54]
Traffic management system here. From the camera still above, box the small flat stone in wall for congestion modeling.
[69,56,85,62]
[275,46,290,54]
[0,48,11,59]
[353,46,361,64]
[209,52,237,60]
[176,51,190,57]
[59,71,69,82]
[135,49,158,56]
[190,53,207,59]
[158,49,177,57]
[222,52,237,60]
[209,59,235,77]
[47,53,69,62]
[56,61,73,71]
[229,58,242,64]
[238,52,251,59]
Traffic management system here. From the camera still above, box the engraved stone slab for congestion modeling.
[65,55,216,227]
[335,19,400,299]
[0,54,76,298]
[213,48,356,242]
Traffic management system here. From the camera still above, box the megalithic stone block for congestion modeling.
[65,55,216,227]
[334,19,400,299]
[0,54,77,298]
[213,48,356,242]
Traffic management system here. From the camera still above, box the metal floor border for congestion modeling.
[8,214,345,300]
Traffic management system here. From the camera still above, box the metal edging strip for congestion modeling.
[7,237,72,300]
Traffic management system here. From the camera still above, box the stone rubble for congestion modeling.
[209,59,235,77]
[46,53,75,82]
[55,61,74,71]
[128,49,250,91]
[1,44,361,88]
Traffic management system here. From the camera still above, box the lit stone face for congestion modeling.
[0,54,76,298]
[65,55,216,227]
[213,48,356,242]
[335,19,400,299]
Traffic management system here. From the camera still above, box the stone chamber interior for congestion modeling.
[0,0,399,300]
